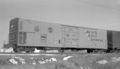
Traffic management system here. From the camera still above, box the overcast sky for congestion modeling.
[0,0,120,48]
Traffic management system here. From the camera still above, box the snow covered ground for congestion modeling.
[0,53,120,69]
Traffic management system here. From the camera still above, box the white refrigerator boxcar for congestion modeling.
[18,18,62,47]
[62,25,107,49]
[9,18,108,50]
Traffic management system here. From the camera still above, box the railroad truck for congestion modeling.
[8,18,120,53]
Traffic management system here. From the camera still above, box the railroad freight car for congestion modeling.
[9,18,108,53]
[107,31,120,52]
[112,31,120,50]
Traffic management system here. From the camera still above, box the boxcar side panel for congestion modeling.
[16,18,107,49]
[18,19,35,32]
[39,22,62,47]
[62,25,79,48]
[78,28,107,49]
[62,25,107,49]
[17,18,62,47]
[112,31,120,49]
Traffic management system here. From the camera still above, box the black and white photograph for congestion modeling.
[0,0,120,69]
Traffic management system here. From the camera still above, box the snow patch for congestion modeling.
[111,57,120,62]
[97,59,108,64]
[9,58,18,65]
[63,56,73,61]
